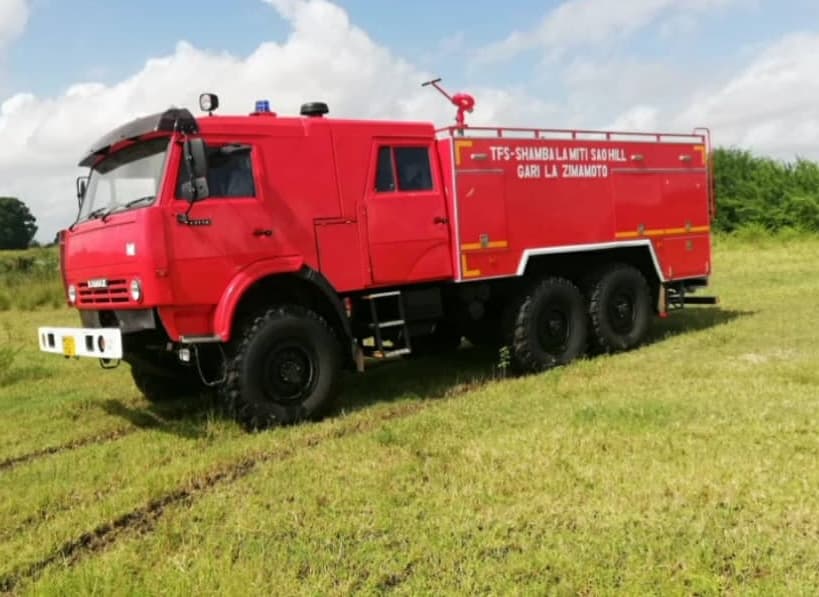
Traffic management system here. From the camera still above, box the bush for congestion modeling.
[0,246,64,311]
[713,149,819,233]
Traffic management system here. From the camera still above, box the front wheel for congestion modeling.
[506,277,588,374]
[221,305,342,430]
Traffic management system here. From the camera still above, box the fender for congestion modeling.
[295,266,355,344]
[213,256,304,341]
[212,257,353,348]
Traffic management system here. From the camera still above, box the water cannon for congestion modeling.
[422,78,476,129]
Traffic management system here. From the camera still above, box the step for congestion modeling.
[368,319,406,329]
[362,291,402,300]
[364,348,412,359]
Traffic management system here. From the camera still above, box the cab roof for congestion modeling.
[195,112,436,139]
[79,106,437,167]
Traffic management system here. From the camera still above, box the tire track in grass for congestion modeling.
[0,427,136,473]
[0,397,444,593]
[0,395,216,474]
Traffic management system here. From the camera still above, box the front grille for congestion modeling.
[78,279,129,305]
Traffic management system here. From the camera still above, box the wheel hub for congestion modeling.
[538,306,570,352]
[609,290,636,334]
[264,345,316,403]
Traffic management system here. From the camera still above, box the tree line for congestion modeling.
[0,148,817,250]
[0,197,38,250]
[712,148,819,233]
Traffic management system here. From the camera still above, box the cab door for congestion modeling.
[364,141,453,285]
[166,140,280,308]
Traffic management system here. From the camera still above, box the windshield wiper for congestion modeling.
[83,195,156,224]
[100,196,156,222]
[86,206,109,220]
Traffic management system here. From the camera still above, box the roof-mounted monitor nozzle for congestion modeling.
[422,77,476,130]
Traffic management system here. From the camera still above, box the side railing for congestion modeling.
[436,125,708,146]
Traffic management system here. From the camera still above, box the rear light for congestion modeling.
[67,284,77,305]
[129,279,143,303]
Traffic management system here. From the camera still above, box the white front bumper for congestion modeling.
[38,327,123,360]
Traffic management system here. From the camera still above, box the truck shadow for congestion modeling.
[641,307,752,348]
[99,393,221,440]
[99,307,752,436]
[334,346,502,416]
[334,306,754,417]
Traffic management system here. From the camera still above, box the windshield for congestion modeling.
[78,137,170,221]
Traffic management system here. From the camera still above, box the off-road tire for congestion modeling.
[587,264,651,354]
[221,305,342,430]
[505,277,588,374]
[130,364,201,403]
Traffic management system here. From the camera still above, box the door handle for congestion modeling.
[253,229,273,237]
[433,216,449,224]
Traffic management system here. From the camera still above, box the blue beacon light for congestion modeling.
[255,100,271,113]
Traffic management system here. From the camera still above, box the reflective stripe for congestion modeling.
[516,240,666,281]
[615,225,710,240]
[461,240,509,251]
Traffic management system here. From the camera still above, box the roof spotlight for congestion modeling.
[199,93,219,115]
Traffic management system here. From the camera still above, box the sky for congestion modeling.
[1,0,818,243]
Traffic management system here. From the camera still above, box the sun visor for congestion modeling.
[78,108,199,168]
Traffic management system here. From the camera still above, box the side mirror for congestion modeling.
[75,176,89,208]
[181,138,210,201]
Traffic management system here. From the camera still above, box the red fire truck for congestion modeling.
[38,81,717,429]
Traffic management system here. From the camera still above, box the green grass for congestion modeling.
[0,247,64,311]
[1,237,818,594]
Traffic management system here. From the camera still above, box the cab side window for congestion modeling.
[374,145,434,193]
[375,146,395,192]
[178,144,256,199]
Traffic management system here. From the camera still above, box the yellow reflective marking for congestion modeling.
[693,144,708,165]
[461,253,481,278]
[460,240,509,251]
[615,226,711,240]
[454,140,474,167]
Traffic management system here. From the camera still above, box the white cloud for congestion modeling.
[0,0,558,242]
[0,0,28,50]
[0,0,817,244]
[670,32,819,157]
[607,105,660,131]
[473,0,742,65]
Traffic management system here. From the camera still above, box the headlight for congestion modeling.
[67,284,77,304]
[130,279,143,302]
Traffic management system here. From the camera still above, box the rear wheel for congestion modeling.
[587,264,651,353]
[505,277,588,374]
[221,305,342,430]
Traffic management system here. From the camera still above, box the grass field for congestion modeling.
[1,236,818,595]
